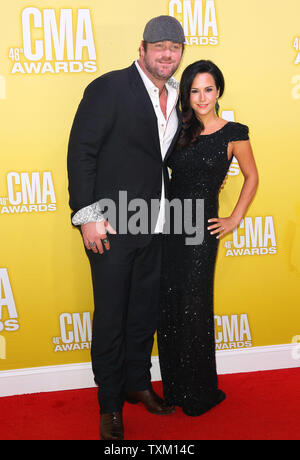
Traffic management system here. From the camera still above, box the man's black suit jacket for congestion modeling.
[67,62,181,235]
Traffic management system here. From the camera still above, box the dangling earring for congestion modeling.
[215,98,220,116]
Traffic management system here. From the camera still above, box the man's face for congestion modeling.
[140,40,183,81]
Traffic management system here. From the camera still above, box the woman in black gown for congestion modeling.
[158,61,258,417]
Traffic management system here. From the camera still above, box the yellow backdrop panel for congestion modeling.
[0,0,299,370]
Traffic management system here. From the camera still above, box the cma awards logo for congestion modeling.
[215,314,252,350]
[168,0,218,46]
[224,216,277,257]
[52,312,91,352]
[9,8,97,75]
[0,269,19,333]
[0,171,56,215]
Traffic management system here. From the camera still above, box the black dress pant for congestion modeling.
[86,234,162,414]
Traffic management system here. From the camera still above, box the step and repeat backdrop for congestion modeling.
[1,0,300,371]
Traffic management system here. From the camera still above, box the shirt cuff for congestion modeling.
[71,201,105,226]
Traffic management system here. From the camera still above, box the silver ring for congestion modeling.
[88,241,97,248]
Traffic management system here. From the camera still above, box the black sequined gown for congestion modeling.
[158,122,249,416]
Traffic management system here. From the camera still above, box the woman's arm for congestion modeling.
[207,140,259,239]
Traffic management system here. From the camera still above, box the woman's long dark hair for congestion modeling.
[177,60,225,150]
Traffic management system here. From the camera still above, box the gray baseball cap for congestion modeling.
[143,15,185,44]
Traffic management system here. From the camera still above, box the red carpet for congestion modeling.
[0,368,299,440]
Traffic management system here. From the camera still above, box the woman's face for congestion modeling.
[189,72,220,119]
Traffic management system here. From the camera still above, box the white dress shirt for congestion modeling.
[72,62,179,233]
[134,60,179,233]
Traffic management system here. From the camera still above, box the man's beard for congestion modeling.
[143,57,178,81]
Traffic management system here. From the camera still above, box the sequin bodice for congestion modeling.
[168,121,249,203]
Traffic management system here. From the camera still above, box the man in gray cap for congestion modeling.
[67,15,185,440]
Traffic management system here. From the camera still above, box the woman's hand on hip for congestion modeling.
[207,216,240,239]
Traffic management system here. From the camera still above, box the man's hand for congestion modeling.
[81,220,117,254]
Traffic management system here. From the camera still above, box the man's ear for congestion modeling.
[139,41,145,58]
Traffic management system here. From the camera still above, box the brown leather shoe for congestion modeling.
[125,388,175,415]
[100,412,124,440]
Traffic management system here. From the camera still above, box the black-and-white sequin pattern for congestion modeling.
[71,201,104,226]
[167,77,179,91]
